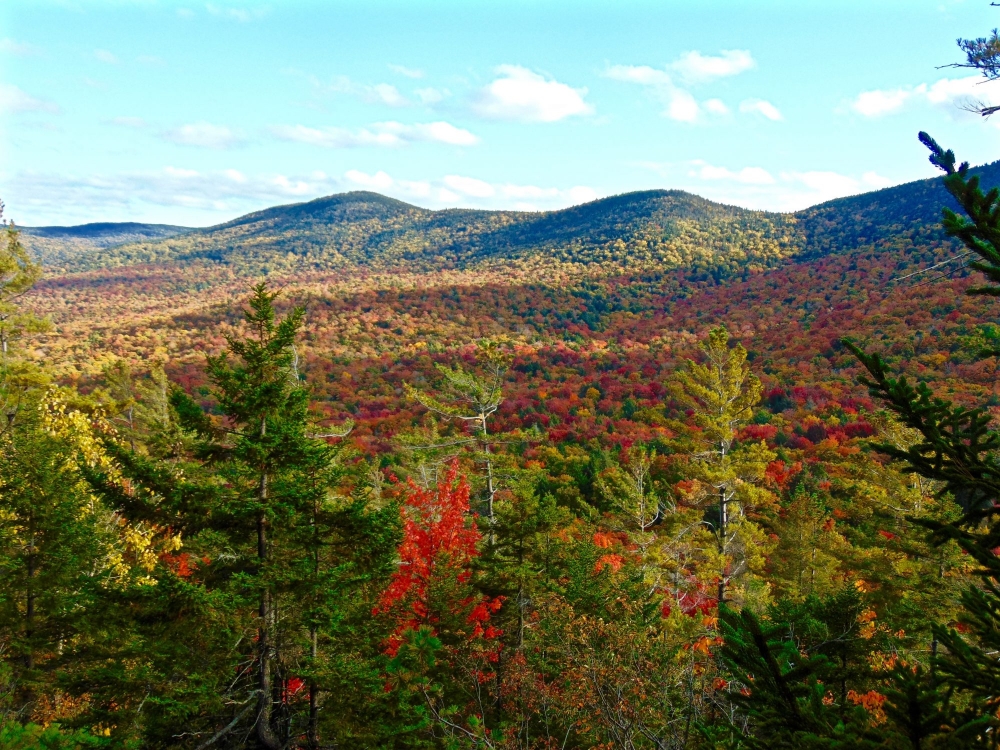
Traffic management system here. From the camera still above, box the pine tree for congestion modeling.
[405,338,513,530]
[716,598,884,750]
[845,134,1000,746]
[171,283,356,748]
[669,327,776,607]
[0,203,45,360]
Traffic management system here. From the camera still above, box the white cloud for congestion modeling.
[343,170,431,200]
[605,63,746,123]
[739,98,783,120]
[322,75,415,107]
[472,65,593,122]
[163,122,245,149]
[0,83,60,114]
[137,55,166,66]
[345,169,394,190]
[0,39,40,56]
[271,124,398,149]
[388,64,424,79]
[370,83,409,107]
[500,184,559,200]
[400,180,432,197]
[607,51,759,123]
[641,160,901,212]
[403,121,478,146]
[605,64,702,122]
[110,116,147,128]
[852,87,910,117]
[850,74,1000,117]
[444,175,495,198]
[691,160,775,185]
[94,49,119,64]
[703,98,730,116]
[6,166,603,225]
[568,186,599,204]
[270,120,478,148]
[340,170,600,210]
[671,49,755,83]
[785,170,858,197]
[5,166,345,224]
[862,171,893,188]
[605,65,673,87]
[415,87,447,105]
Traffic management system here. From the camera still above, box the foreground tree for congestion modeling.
[405,338,512,529]
[172,283,396,748]
[845,133,1000,745]
[0,202,44,359]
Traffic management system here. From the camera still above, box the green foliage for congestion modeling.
[0,722,105,749]
[64,189,805,278]
[0,203,47,356]
[846,136,1000,748]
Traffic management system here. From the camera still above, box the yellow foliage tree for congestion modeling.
[669,326,776,607]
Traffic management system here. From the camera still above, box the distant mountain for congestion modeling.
[19,222,191,268]
[795,160,1000,258]
[26,160,1000,279]
[62,190,803,277]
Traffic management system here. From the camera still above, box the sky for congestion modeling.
[3,0,1000,227]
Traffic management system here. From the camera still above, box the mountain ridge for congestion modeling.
[20,160,1000,277]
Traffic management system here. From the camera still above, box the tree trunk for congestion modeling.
[308,626,319,749]
[256,463,281,750]
[308,497,320,750]
[717,486,728,605]
[24,528,35,671]
[481,414,497,546]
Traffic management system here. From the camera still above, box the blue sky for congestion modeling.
[3,0,1000,227]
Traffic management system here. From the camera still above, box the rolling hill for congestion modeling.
[54,189,804,277]
[27,158,1000,281]
[19,221,191,268]
[18,159,1000,392]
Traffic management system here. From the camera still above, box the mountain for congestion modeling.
[58,190,803,276]
[41,160,1000,279]
[19,222,191,267]
[795,160,1000,258]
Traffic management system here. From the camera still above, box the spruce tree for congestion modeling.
[170,283,370,748]
[845,133,1000,746]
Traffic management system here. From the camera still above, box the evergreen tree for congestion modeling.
[669,327,776,607]
[405,338,513,529]
[171,283,394,748]
[845,134,1000,746]
[0,202,45,359]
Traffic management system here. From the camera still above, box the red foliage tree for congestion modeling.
[376,463,502,656]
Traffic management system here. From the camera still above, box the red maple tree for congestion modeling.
[376,463,503,656]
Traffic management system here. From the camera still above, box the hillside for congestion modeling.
[34,160,1000,281]
[20,160,1000,389]
[62,189,804,276]
[796,159,1000,258]
[19,221,191,268]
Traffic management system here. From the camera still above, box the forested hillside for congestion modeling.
[36,159,1000,282]
[19,222,190,269]
[59,189,804,276]
[4,143,1000,748]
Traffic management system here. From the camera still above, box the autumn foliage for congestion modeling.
[377,463,503,656]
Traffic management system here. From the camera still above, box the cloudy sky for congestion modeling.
[3,0,1000,226]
